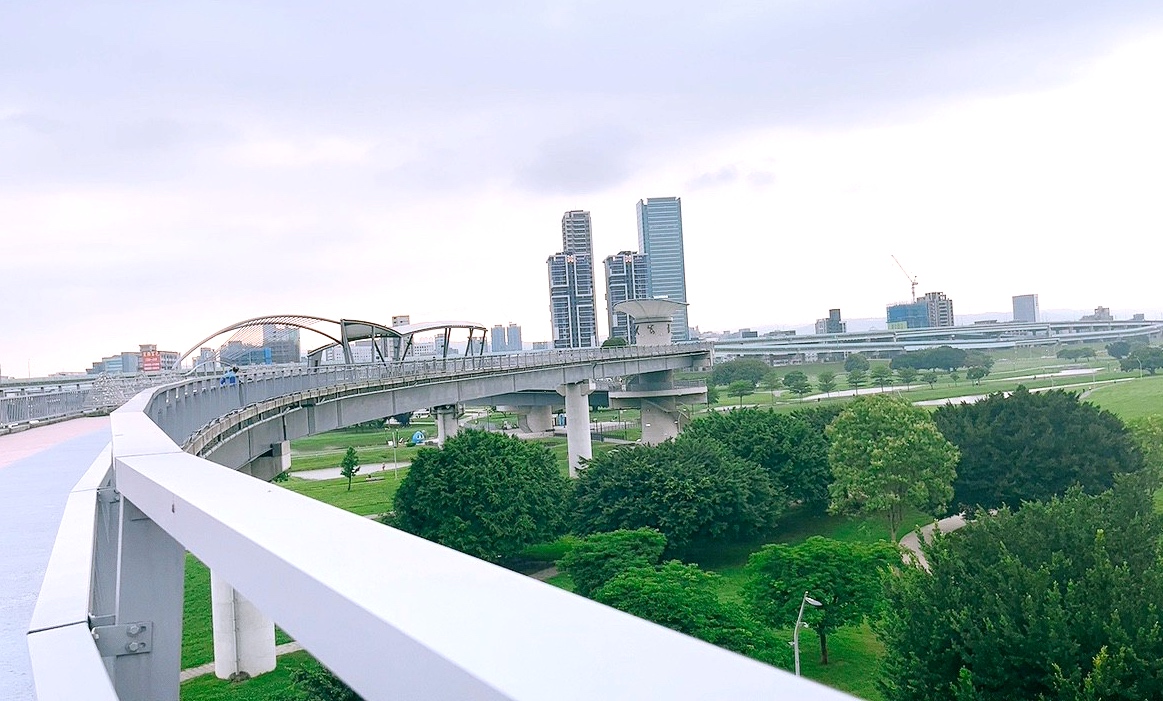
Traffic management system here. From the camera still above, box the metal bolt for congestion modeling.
[126,642,146,652]
[127,624,143,636]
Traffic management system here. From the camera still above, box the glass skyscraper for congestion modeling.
[636,197,690,341]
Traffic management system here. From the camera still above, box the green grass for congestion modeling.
[798,623,886,701]
[1084,374,1163,420]
[278,470,407,516]
[181,650,316,700]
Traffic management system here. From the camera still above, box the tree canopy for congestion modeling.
[816,370,837,395]
[710,357,771,387]
[844,353,870,373]
[593,561,789,668]
[390,430,571,561]
[340,446,360,491]
[556,528,666,598]
[1057,346,1096,360]
[878,473,1163,701]
[869,364,894,388]
[889,346,987,371]
[727,379,755,406]
[746,536,898,664]
[683,407,833,508]
[827,395,959,540]
[782,370,812,396]
[1121,345,1163,374]
[1105,340,1131,359]
[573,439,783,551]
[932,388,1144,511]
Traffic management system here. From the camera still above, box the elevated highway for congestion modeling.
[20,341,854,701]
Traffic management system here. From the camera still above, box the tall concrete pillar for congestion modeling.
[211,572,276,680]
[556,381,593,478]
[517,405,553,433]
[640,399,681,445]
[434,404,459,445]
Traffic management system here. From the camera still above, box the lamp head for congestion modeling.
[804,596,823,607]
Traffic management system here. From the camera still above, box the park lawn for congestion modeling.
[290,444,424,471]
[279,471,406,516]
[798,623,886,701]
[181,650,316,701]
[1084,374,1163,420]
[289,421,435,452]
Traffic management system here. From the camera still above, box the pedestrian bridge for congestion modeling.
[25,342,852,701]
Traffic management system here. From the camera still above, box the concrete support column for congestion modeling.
[434,404,459,445]
[640,399,681,446]
[242,441,291,482]
[110,498,186,701]
[211,572,277,680]
[517,405,553,433]
[556,381,593,478]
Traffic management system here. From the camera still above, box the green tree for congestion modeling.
[390,430,571,561]
[965,366,986,385]
[922,371,939,389]
[895,366,918,389]
[878,474,1163,701]
[340,447,360,491]
[816,370,837,396]
[391,411,413,427]
[573,439,783,551]
[1121,345,1163,374]
[556,528,666,598]
[782,370,812,396]
[1057,347,1096,360]
[846,367,868,392]
[949,371,960,385]
[827,395,959,541]
[933,388,1145,511]
[727,379,755,406]
[844,353,870,374]
[683,407,833,509]
[1127,415,1163,473]
[594,561,789,668]
[745,537,898,664]
[705,384,720,405]
[869,364,894,388]
[601,336,628,347]
[759,370,782,402]
[711,358,771,387]
[282,661,361,701]
[1105,340,1131,359]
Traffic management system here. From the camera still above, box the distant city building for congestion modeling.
[637,197,690,341]
[887,292,954,330]
[547,210,598,349]
[561,210,593,257]
[603,251,649,342]
[532,341,550,351]
[814,308,847,334]
[887,301,931,330]
[219,325,301,366]
[921,292,955,327]
[1081,306,1114,321]
[87,344,179,374]
[548,253,598,348]
[1012,294,1040,323]
[506,323,522,352]
[490,324,507,353]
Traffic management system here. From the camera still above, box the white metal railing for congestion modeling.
[23,342,855,700]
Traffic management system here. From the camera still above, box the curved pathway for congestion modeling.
[898,514,967,571]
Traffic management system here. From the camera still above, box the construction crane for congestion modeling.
[891,255,918,302]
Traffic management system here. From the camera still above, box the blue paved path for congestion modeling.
[0,419,110,700]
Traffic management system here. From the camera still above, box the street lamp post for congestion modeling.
[793,592,823,677]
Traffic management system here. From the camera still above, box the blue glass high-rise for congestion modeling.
[636,197,690,341]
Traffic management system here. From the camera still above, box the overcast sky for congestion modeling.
[3,2,1163,376]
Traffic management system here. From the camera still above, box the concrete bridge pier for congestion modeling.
[513,405,553,433]
[210,573,276,680]
[640,397,684,445]
[434,404,460,445]
[557,381,593,478]
[240,441,290,481]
